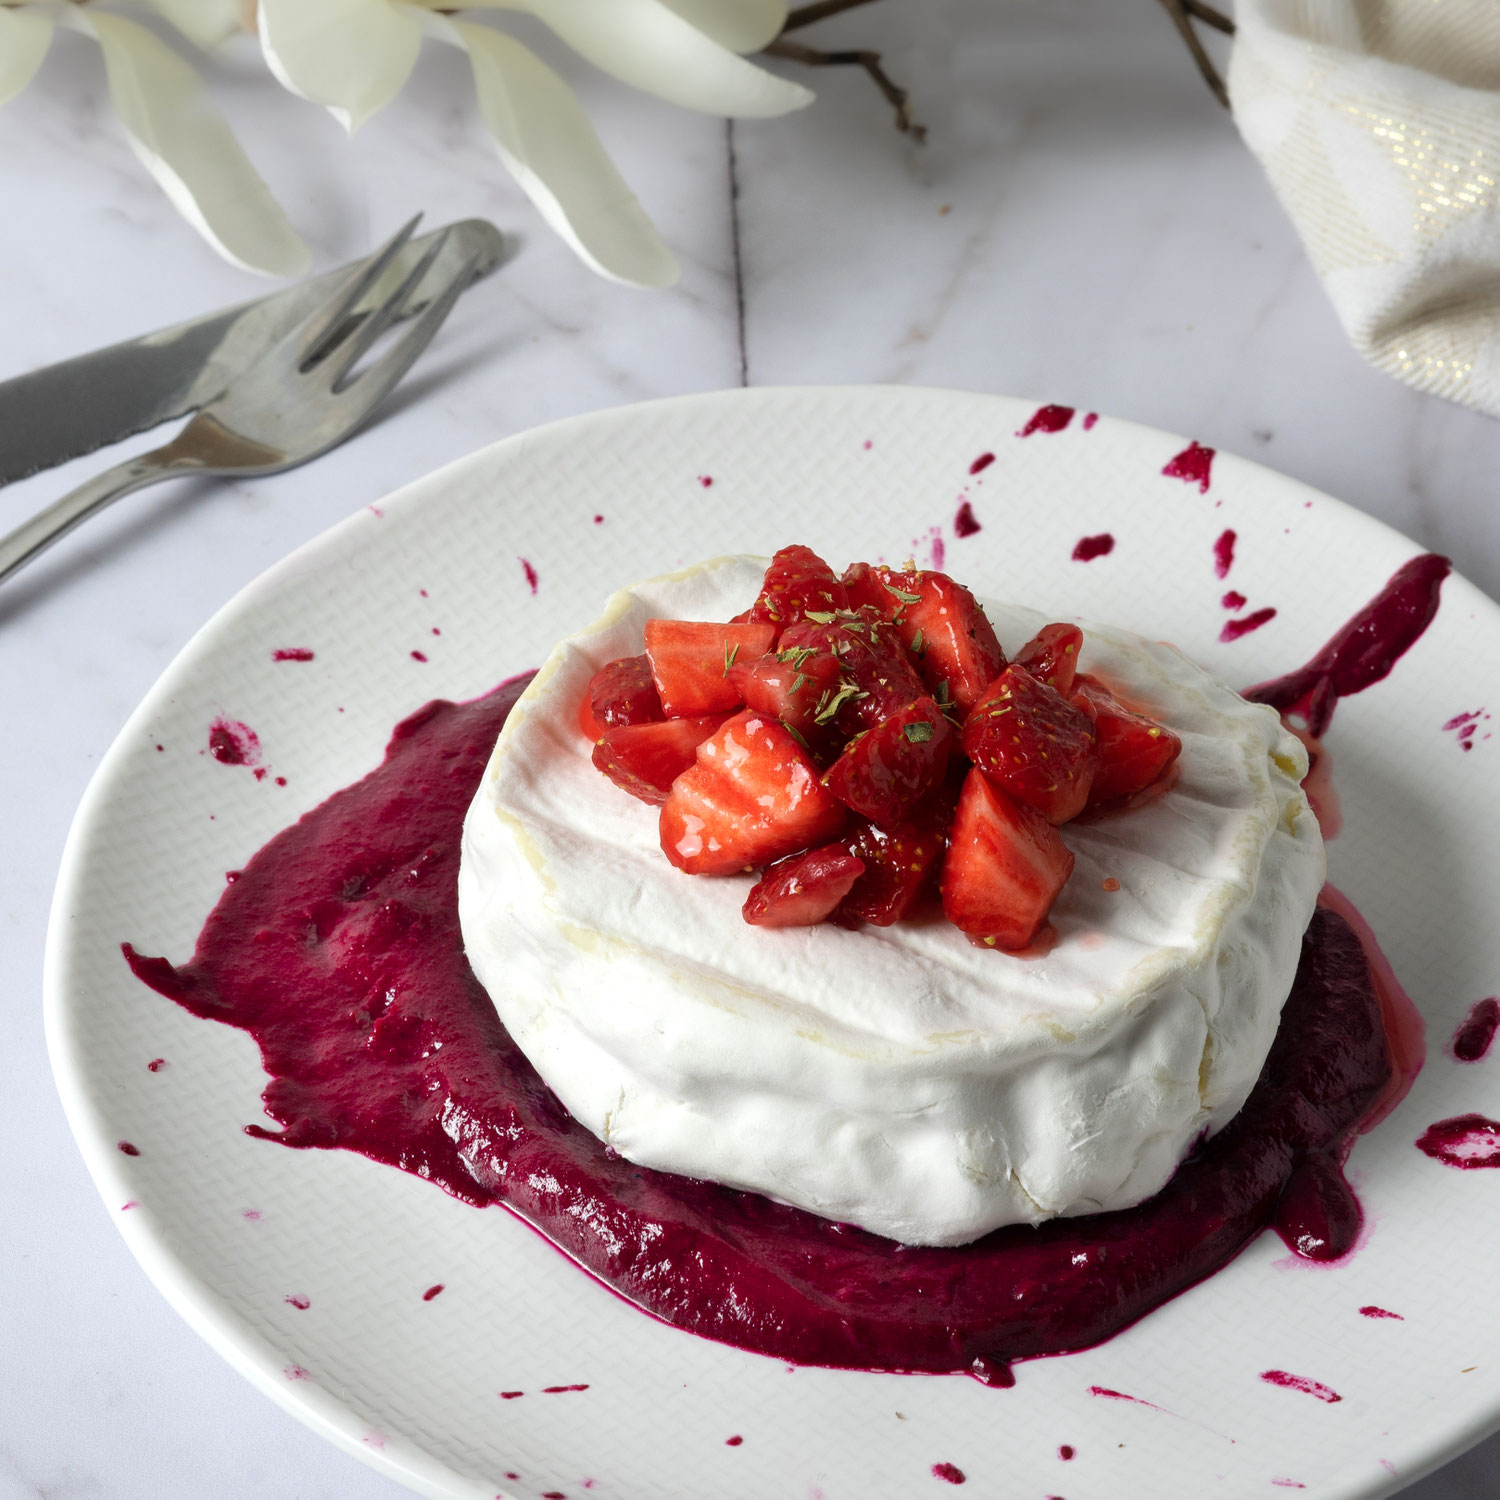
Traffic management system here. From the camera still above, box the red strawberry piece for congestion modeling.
[823,696,953,827]
[587,654,664,729]
[727,647,843,737]
[778,607,925,734]
[1072,674,1182,806]
[743,844,866,928]
[644,619,776,718]
[660,710,848,875]
[746,545,849,632]
[591,715,730,806]
[940,768,1075,950]
[842,564,1005,717]
[838,796,951,926]
[962,664,1099,823]
[1014,623,1083,696]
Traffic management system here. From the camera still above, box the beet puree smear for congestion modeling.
[122,552,1446,1380]
[127,693,1392,1379]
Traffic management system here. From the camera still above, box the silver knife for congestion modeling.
[0,218,508,489]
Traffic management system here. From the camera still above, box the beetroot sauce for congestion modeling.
[124,676,1400,1380]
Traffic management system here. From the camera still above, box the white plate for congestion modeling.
[47,387,1500,1500]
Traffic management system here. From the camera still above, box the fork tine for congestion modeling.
[325,228,452,390]
[333,252,480,419]
[296,214,423,369]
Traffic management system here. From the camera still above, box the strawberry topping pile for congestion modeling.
[583,547,1182,950]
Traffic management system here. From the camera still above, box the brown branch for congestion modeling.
[765,36,924,140]
[1183,0,1234,37]
[1154,0,1231,108]
[783,0,885,33]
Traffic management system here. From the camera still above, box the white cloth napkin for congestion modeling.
[1230,0,1500,416]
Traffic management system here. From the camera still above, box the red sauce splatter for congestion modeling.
[542,1383,590,1393]
[520,558,539,595]
[411,650,429,663]
[1359,1305,1402,1319]
[863,440,873,451]
[1162,440,1215,493]
[147,1057,166,1072]
[121,1201,138,1211]
[432,627,442,636]
[1213,528,1236,579]
[272,648,315,663]
[969,453,995,475]
[1058,1445,1075,1460]
[1016,404,1075,437]
[285,1294,310,1310]
[1072,533,1114,562]
[1443,708,1491,752]
[226,870,243,884]
[698,476,713,488]
[1259,1370,1342,1403]
[207,718,261,768]
[419,589,429,598]
[954,501,982,538]
[285,1364,308,1380]
[500,1390,524,1399]
[1451,998,1500,1062]
[422,1283,445,1301]
[593,514,604,524]
[243,1209,261,1221]
[1088,1387,1161,1410]
[121,685,1403,1381]
[1220,608,1277,643]
[931,1462,966,1484]
[275,776,287,787]
[117,1140,140,1156]
[1271,1481,1308,1490]
[1082,412,1098,430]
[1222,590,1247,610]
[725,1435,743,1446]
[542,1492,566,1499]
[1416,1114,1500,1168]
[1245,555,1450,737]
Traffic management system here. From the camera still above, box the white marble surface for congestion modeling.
[2,2,1498,1497]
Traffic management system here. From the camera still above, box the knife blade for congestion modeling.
[0,219,508,489]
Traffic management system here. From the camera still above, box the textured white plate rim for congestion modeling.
[42,383,1500,1500]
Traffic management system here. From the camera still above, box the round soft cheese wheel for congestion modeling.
[458,556,1326,1247]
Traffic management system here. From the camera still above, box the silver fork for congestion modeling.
[0,217,477,588]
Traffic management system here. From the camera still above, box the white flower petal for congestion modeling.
[0,8,54,108]
[69,11,309,276]
[259,0,421,133]
[142,0,242,52]
[654,0,787,55]
[432,15,677,288]
[454,0,812,117]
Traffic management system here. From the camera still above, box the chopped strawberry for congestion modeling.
[727,646,843,738]
[1014,623,1083,696]
[962,664,1099,823]
[660,710,847,875]
[587,654,663,729]
[644,619,776,718]
[838,794,951,926]
[747,545,849,632]
[743,845,866,928]
[591,715,729,806]
[941,769,1075,950]
[823,696,953,827]
[1072,674,1182,806]
[843,563,1004,716]
[778,607,925,734]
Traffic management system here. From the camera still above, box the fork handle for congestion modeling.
[0,447,193,587]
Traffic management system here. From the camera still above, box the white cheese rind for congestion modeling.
[458,557,1326,1246]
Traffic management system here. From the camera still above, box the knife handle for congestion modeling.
[0,449,191,587]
